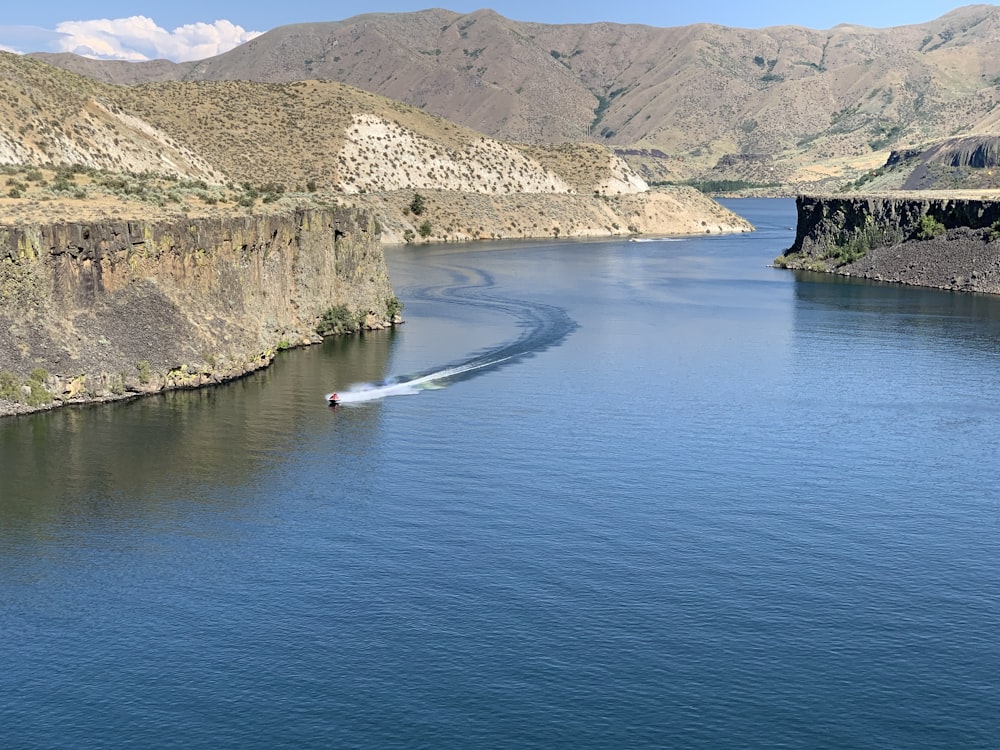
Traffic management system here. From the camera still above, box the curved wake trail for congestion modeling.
[328,264,578,404]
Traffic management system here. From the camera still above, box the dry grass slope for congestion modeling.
[0,51,750,241]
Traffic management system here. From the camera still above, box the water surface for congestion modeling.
[2,199,998,748]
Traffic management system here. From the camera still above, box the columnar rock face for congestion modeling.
[781,195,1000,293]
[0,207,395,414]
[789,196,1000,256]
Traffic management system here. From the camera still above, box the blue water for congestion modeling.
[2,199,999,748]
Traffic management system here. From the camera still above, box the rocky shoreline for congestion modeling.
[838,227,1000,293]
[777,194,1000,294]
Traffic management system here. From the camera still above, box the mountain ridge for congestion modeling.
[25,5,1000,191]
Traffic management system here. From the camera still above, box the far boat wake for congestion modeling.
[326,264,577,406]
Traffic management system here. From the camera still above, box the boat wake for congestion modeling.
[328,356,513,404]
[327,263,577,405]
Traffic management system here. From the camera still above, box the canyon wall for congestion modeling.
[779,195,1000,293]
[0,206,396,415]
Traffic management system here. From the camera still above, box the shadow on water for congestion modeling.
[1,257,579,524]
[793,270,1000,356]
[0,329,396,525]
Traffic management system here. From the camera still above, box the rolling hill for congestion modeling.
[0,51,751,241]
[26,5,1000,192]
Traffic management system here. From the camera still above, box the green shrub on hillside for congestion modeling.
[915,214,946,240]
[0,371,20,401]
[0,369,52,406]
[317,305,364,336]
[25,370,52,406]
[822,239,869,267]
[820,217,895,267]
[409,193,426,216]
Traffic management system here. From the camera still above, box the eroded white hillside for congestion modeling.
[337,114,572,195]
[0,99,225,183]
[0,134,36,164]
[596,153,649,195]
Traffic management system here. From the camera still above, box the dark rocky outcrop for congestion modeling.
[778,195,1000,293]
[876,137,1000,192]
[884,149,923,167]
[0,207,397,416]
[714,154,772,168]
[923,136,1000,170]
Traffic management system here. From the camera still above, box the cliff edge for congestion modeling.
[776,194,1000,293]
[0,206,396,416]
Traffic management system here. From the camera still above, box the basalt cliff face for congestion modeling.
[780,195,1000,293]
[0,207,395,416]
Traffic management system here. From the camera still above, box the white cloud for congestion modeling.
[50,16,261,62]
[0,24,67,54]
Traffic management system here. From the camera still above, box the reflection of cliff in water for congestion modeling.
[0,329,395,528]
[792,270,1000,356]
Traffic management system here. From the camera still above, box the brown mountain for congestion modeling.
[0,51,752,242]
[26,5,1000,191]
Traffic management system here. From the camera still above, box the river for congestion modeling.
[1,198,998,748]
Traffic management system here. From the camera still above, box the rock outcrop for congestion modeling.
[777,194,1000,293]
[920,136,1000,170]
[0,206,396,416]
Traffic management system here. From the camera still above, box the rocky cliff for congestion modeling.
[0,206,396,416]
[853,136,1000,192]
[777,194,1000,293]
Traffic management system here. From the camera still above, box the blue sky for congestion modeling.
[0,1,982,62]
